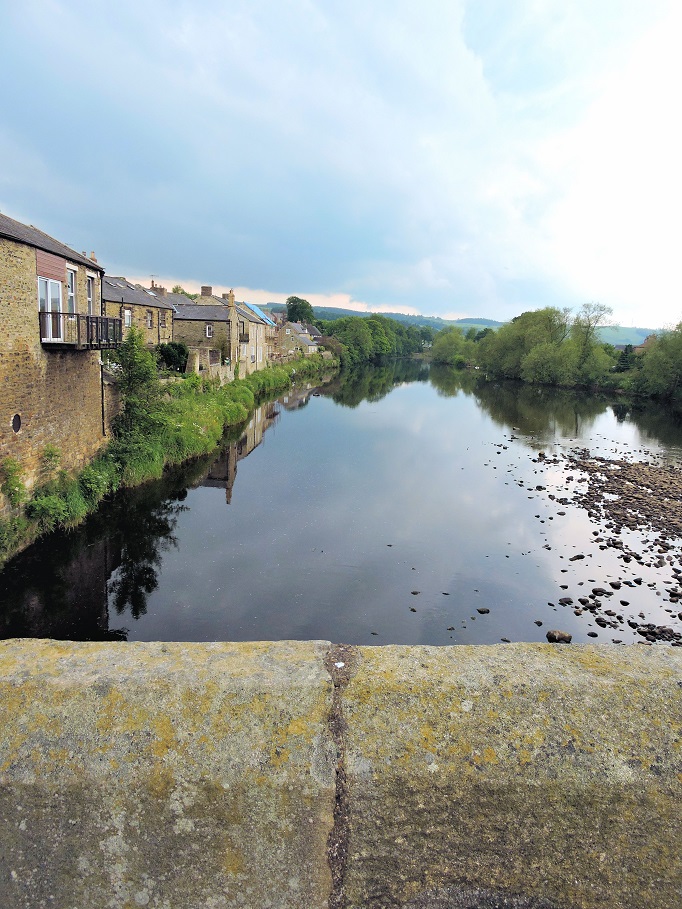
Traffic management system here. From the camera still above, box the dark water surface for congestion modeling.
[2,363,682,645]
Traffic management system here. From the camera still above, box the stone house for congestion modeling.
[102,277,173,348]
[278,321,319,358]
[171,292,234,377]
[0,212,122,513]
[170,285,270,377]
[235,303,269,375]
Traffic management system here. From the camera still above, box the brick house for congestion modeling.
[0,212,122,513]
[102,277,173,347]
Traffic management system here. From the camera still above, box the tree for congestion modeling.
[431,327,471,368]
[571,302,612,368]
[286,296,314,324]
[636,323,682,400]
[112,327,161,435]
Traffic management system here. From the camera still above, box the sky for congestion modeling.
[1,0,680,328]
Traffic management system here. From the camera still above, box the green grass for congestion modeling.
[0,353,337,569]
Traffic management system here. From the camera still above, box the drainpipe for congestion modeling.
[100,277,106,437]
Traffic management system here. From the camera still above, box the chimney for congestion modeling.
[89,251,97,263]
[155,285,167,296]
[201,285,213,297]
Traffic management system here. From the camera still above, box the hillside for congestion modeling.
[264,304,656,347]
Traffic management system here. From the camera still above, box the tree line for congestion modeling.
[284,295,434,368]
[429,303,682,404]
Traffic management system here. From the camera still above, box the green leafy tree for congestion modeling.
[431,326,472,368]
[571,302,612,371]
[636,323,682,400]
[112,327,162,435]
[286,296,315,324]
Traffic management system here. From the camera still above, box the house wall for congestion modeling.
[0,237,108,515]
[173,319,231,360]
[103,301,173,347]
[238,321,267,375]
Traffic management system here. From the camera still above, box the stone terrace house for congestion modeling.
[102,277,173,348]
[279,321,319,358]
[0,212,122,513]
[169,285,236,377]
[169,285,270,377]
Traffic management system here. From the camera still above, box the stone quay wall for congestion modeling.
[0,640,680,909]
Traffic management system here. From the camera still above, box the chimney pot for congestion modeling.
[90,251,97,263]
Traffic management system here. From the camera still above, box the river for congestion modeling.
[2,361,682,645]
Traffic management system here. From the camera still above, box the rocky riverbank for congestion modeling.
[528,445,682,645]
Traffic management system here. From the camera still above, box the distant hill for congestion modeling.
[264,304,655,347]
[266,304,502,332]
[598,326,656,347]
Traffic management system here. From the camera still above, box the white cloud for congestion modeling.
[1,0,680,326]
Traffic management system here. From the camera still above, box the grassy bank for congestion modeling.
[0,340,336,569]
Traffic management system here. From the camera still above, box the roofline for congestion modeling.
[0,215,105,273]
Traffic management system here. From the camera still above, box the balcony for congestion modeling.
[40,312,123,350]
[239,332,249,343]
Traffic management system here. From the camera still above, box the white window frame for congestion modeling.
[124,308,132,328]
[86,274,95,316]
[205,323,213,338]
[146,310,154,329]
[38,276,63,341]
[66,267,77,314]
[241,343,247,357]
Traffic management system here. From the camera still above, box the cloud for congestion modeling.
[0,0,679,326]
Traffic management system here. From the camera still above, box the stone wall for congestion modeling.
[0,238,108,514]
[0,640,680,909]
[174,318,231,361]
[103,300,173,348]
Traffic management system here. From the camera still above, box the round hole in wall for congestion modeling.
[12,414,21,433]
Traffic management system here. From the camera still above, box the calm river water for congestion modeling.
[2,362,682,645]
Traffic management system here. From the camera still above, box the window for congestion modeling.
[257,347,262,362]
[146,310,153,329]
[66,268,76,314]
[38,276,63,341]
[159,311,166,328]
[241,343,247,357]
[286,328,291,334]
[205,323,213,338]
[124,309,132,328]
[86,276,95,315]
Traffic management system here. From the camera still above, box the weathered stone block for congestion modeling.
[0,639,336,909]
[340,644,682,909]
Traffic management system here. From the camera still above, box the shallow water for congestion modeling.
[2,363,682,645]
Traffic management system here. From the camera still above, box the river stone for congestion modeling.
[545,629,572,643]
[0,639,335,909]
[340,644,682,909]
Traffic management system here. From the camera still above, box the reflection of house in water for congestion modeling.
[0,529,127,641]
[280,383,320,411]
[202,404,280,503]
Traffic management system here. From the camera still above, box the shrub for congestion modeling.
[1,458,26,507]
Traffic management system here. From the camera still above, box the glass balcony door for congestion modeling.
[39,277,63,341]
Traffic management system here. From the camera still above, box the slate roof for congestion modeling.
[0,211,104,272]
[103,277,174,310]
[172,302,232,321]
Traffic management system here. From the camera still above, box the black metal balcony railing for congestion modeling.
[39,312,123,350]
[239,332,249,343]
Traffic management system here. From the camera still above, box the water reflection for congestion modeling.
[1,364,681,644]
[324,359,429,407]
